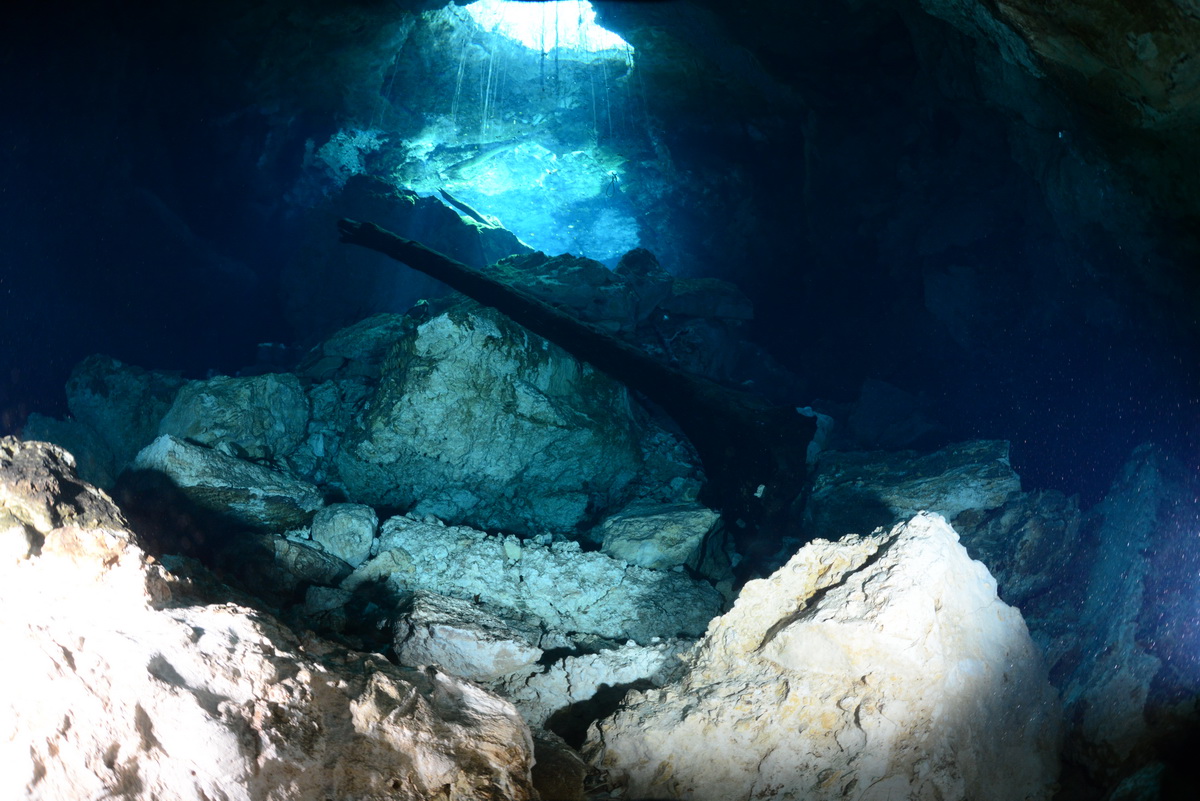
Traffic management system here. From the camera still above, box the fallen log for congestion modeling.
[337,219,814,556]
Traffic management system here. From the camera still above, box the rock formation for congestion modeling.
[336,303,643,533]
[586,513,1063,801]
[337,218,816,550]
[342,514,724,644]
[0,437,537,801]
[805,439,1023,541]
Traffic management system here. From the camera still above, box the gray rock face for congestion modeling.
[309,502,378,567]
[586,514,1062,801]
[496,639,689,729]
[806,439,1021,539]
[133,435,324,530]
[0,437,537,801]
[954,489,1083,610]
[51,355,186,485]
[16,414,118,490]
[597,501,720,570]
[394,590,544,682]
[158,373,310,463]
[488,251,640,333]
[1047,444,1191,794]
[337,304,643,534]
[342,515,724,643]
[0,437,129,552]
[296,312,414,383]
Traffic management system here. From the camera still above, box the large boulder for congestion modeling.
[308,502,378,568]
[337,304,643,534]
[0,436,537,801]
[586,513,1062,801]
[342,515,724,644]
[158,373,310,464]
[132,434,324,531]
[953,488,1083,611]
[596,501,720,571]
[393,590,544,683]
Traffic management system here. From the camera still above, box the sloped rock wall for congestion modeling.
[133,434,324,531]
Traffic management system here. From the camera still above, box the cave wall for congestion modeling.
[2,0,1196,500]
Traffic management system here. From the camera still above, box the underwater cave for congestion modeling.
[2,1,1198,799]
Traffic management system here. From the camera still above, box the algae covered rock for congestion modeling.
[337,304,642,534]
[486,251,640,332]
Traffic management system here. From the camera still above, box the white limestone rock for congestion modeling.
[394,590,544,682]
[342,515,723,643]
[586,513,1062,801]
[0,437,537,801]
[310,502,378,567]
[132,434,324,530]
[597,501,720,570]
[158,372,310,463]
[336,304,643,534]
[496,639,689,729]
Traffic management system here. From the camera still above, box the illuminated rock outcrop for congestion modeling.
[0,437,537,801]
[586,513,1062,801]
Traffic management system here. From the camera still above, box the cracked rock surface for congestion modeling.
[585,513,1062,801]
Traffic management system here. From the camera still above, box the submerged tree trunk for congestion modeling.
[337,219,814,557]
